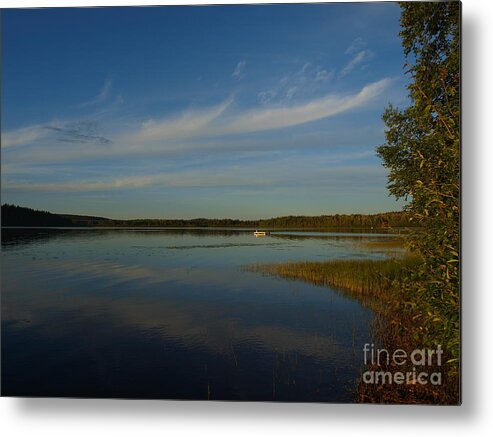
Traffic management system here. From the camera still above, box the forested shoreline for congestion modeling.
[1,204,413,229]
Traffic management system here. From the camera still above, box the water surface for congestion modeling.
[1,228,393,401]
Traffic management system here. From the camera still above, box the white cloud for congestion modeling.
[1,120,111,149]
[285,86,298,100]
[1,125,48,148]
[222,78,390,134]
[131,98,233,144]
[4,155,386,193]
[130,78,390,141]
[345,37,366,55]
[2,78,391,163]
[315,69,333,82]
[257,63,335,105]
[98,78,112,100]
[339,50,374,78]
[300,62,311,73]
[232,60,246,79]
[4,170,271,193]
[257,90,276,104]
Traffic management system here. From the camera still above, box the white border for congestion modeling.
[1,0,492,436]
[0,0,349,6]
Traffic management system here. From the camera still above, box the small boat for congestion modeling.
[254,230,267,237]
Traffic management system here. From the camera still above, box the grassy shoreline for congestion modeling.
[247,254,459,404]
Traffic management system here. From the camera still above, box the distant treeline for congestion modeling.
[1,204,414,229]
[256,212,412,229]
[1,204,108,227]
[1,204,74,227]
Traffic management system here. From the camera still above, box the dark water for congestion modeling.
[1,228,396,401]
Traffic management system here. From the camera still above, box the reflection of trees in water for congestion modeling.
[1,228,104,249]
[0,228,254,249]
[271,234,380,242]
[1,227,408,250]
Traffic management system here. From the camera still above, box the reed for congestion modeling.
[248,257,417,298]
[360,238,406,249]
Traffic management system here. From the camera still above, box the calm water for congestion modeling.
[1,228,397,401]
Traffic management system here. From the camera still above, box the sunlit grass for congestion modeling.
[360,238,406,249]
[247,257,417,297]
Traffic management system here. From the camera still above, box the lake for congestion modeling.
[1,228,398,401]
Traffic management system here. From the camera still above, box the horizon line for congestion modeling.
[1,203,407,223]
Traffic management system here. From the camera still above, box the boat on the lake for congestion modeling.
[254,230,267,237]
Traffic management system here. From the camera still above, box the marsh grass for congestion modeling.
[360,238,406,249]
[248,257,415,298]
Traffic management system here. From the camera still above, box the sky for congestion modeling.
[1,3,410,219]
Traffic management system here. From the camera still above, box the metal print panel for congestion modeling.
[1,1,461,404]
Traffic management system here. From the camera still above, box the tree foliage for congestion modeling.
[1,204,73,227]
[377,2,460,362]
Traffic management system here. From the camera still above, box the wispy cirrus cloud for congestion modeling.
[127,78,390,145]
[222,78,389,134]
[130,98,233,144]
[1,124,49,148]
[2,78,391,161]
[2,120,112,148]
[339,49,374,78]
[345,37,366,55]
[257,63,334,105]
[315,68,333,83]
[5,156,386,193]
[232,60,246,79]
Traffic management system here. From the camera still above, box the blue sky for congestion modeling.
[1,3,409,219]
